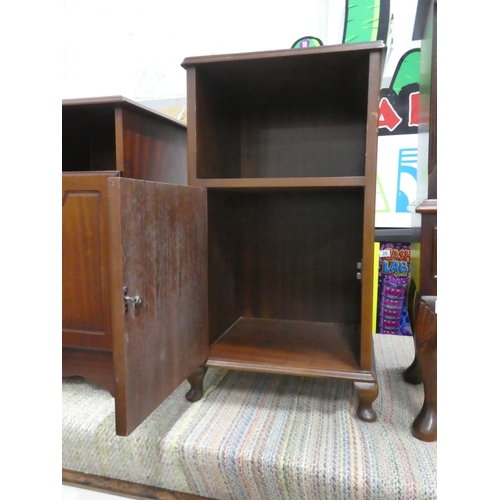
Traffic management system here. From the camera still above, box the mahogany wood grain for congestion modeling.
[184,42,385,421]
[416,202,437,296]
[188,66,241,181]
[185,68,198,186]
[63,469,213,500]
[206,189,365,347]
[359,49,383,371]
[205,192,242,346]
[121,105,188,185]
[62,348,115,396]
[62,96,187,185]
[186,366,208,403]
[411,295,437,441]
[62,97,191,436]
[354,380,379,422]
[182,41,385,66]
[238,93,367,179]
[189,177,366,189]
[107,178,209,436]
[238,190,364,324]
[183,42,384,182]
[207,318,371,379]
[62,172,120,350]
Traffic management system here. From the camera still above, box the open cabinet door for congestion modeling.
[107,177,208,436]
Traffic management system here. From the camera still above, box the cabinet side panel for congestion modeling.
[207,192,243,345]
[109,178,209,436]
[186,68,198,185]
[359,50,383,370]
[189,68,241,180]
[62,173,117,350]
[419,213,437,295]
[121,107,187,184]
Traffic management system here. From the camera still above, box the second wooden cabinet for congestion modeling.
[62,97,208,436]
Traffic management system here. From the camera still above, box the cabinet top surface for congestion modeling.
[181,41,385,67]
[62,95,186,129]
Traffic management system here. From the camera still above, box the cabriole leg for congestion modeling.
[354,380,379,422]
[185,365,208,402]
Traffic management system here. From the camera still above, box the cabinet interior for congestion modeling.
[206,188,365,370]
[194,51,370,180]
[62,106,116,172]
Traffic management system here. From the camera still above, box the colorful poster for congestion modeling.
[343,0,422,228]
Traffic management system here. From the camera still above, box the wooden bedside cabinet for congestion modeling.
[62,97,209,436]
[181,41,386,422]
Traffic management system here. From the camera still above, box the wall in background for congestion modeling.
[62,0,345,101]
[62,0,423,227]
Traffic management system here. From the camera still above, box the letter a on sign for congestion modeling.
[379,97,402,132]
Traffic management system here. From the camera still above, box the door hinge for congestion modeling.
[356,261,362,280]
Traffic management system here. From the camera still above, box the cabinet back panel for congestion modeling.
[62,107,116,172]
[207,190,364,342]
[240,110,367,178]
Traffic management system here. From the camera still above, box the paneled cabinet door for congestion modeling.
[62,171,120,350]
[111,177,210,435]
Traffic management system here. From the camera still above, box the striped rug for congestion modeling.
[62,335,437,500]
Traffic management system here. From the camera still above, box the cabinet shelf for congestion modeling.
[191,176,366,189]
[207,317,373,380]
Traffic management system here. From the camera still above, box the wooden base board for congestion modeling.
[207,317,375,381]
[62,469,213,500]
